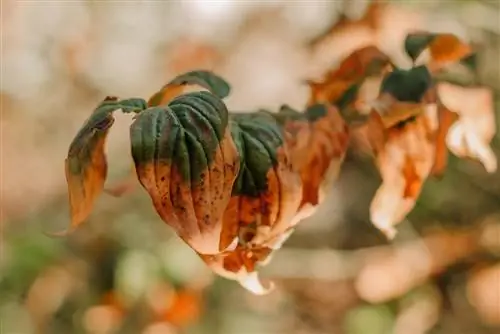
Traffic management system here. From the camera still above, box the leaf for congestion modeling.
[369,114,437,239]
[437,82,497,173]
[199,246,275,295]
[325,46,393,82]
[229,111,302,242]
[148,70,231,107]
[380,66,433,103]
[131,91,240,255]
[405,32,472,71]
[275,104,349,210]
[196,109,306,295]
[50,97,147,236]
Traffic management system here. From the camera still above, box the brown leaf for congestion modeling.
[437,82,497,173]
[51,97,146,236]
[370,113,437,239]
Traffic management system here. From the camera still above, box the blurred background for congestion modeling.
[1,0,500,333]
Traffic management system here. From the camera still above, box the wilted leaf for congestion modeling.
[437,82,497,173]
[324,46,393,83]
[405,32,472,71]
[148,70,231,107]
[307,46,392,110]
[131,91,240,255]
[196,111,302,294]
[53,97,147,236]
[275,104,349,211]
[369,111,437,239]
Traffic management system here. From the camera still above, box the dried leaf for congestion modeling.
[131,91,240,255]
[324,46,393,83]
[437,82,497,173]
[405,32,472,71]
[51,97,147,236]
[276,104,349,210]
[370,113,437,239]
[148,70,231,107]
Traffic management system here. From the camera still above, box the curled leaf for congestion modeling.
[197,110,305,294]
[131,91,240,255]
[325,46,393,82]
[369,113,437,239]
[52,97,147,236]
[437,82,497,173]
[405,32,472,71]
[276,104,349,210]
[148,70,231,107]
[228,111,303,247]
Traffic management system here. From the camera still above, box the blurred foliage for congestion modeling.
[1,0,500,333]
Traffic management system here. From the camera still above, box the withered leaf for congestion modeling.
[437,82,497,173]
[274,104,349,210]
[53,97,147,236]
[229,111,302,246]
[131,91,240,255]
[148,70,231,107]
[325,46,393,82]
[405,32,472,71]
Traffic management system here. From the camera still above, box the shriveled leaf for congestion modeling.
[53,97,147,236]
[195,111,302,294]
[200,247,275,295]
[325,46,393,82]
[131,91,240,255]
[307,46,392,111]
[370,113,437,239]
[437,82,497,173]
[275,104,349,210]
[405,32,472,71]
[148,70,230,107]
[229,111,302,248]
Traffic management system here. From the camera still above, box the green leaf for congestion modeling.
[380,66,432,103]
[404,32,436,62]
[167,70,231,99]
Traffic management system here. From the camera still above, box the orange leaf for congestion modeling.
[437,82,497,173]
[50,97,146,236]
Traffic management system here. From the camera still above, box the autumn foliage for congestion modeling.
[56,31,496,295]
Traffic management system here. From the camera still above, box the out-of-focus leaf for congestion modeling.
[52,97,147,236]
[369,112,437,239]
[131,91,240,255]
[380,66,432,103]
[437,82,497,173]
[324,46,393,83]
[307,46,392,110]
[275,104,349,210]
[405,32,472,71]
[148,70,231,107]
